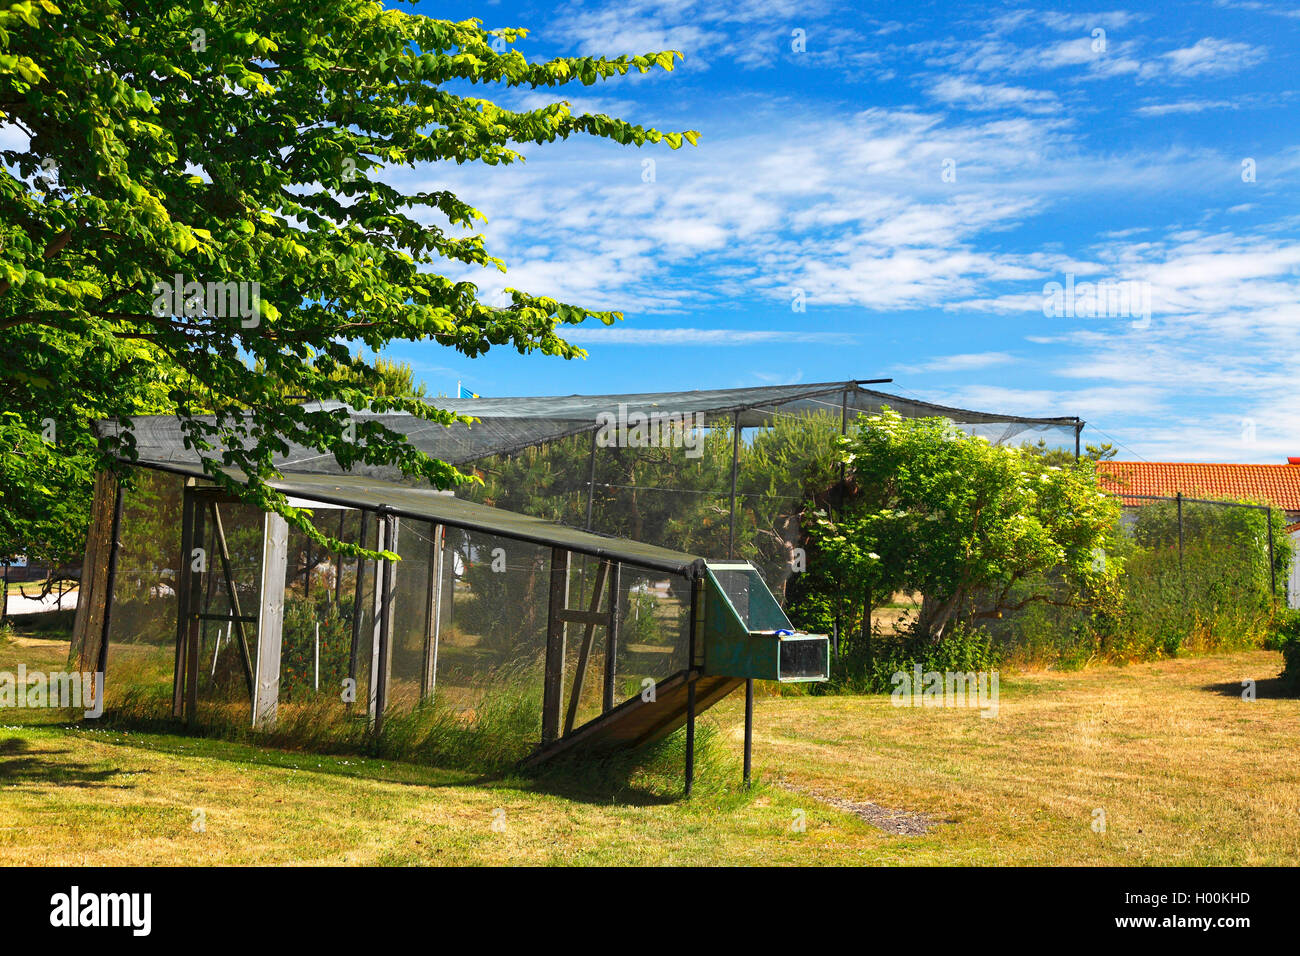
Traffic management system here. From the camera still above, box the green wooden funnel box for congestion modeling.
[701,562,830,682]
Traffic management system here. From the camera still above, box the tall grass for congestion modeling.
[97,674,737,794]
[101,676,544,774]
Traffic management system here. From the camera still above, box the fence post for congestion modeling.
[1267,507,1277,609]
[727,412,740,559]
[1176,493,1184,570]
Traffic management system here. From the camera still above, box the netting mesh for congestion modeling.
[273,507,363,718]
[105,381,1081,484]
[97,468,693,743]
[188,496,264,723]
[94,382,1082,736]
[102,469,182,711]
[980,497,1285,666]
[419,526,547,728]
[455,397,1080,611]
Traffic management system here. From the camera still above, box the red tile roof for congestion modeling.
[1097,461,1300,514]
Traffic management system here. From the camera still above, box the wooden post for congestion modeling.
[368,515,387,726]
[348,509,369,698]
[95,480,125,678]
[252,512,289,729]
[421,523,444,699]
[172,482,196,718]
[69,470,120,673]
[542,547,570,744]
[183,501,207,723]
[371,514,398,734]
[564,559,610,734]
[603,561,620,712]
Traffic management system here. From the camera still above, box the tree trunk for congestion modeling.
[917,591,963,643]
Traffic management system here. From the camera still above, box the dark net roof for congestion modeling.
[139,460,706,577]
[102,380,1082,479]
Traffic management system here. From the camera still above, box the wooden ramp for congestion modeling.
[522,670,743,767]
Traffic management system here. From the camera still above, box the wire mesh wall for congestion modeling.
[95,468,698,747]
[453,397,1082,610]
[101,469,183,711]
[979,494,1289,666]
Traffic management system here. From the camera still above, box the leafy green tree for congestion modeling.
[0,0,696,561]
[808,409,1121,643]
[1024,438,1117,466]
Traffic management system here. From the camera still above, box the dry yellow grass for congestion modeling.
[0,635,1296,865]
[751,649,1300,865]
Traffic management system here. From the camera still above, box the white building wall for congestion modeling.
[1289,530,1300,610]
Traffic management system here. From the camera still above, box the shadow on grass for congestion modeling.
[517,722,743,807]
[1200,678,1295,699]
[88,700,737,808]
[0,736,134,791]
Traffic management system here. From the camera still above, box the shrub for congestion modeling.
[1276,611,1300,694]
[280,593,352,702]
[823,622,1000,694]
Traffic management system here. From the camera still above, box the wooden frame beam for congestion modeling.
[421,523,444,699]
[563,559,610,735]
[208,501,255,701]
[542,547,570,744]
[183,500,207,723]
[252,512,288,729]
[370,514,398,733]
[347,509,370,706]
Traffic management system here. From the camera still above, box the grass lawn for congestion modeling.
[1,633,1296,865]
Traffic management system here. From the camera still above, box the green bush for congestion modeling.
[280,593,352,702]
[822,622,1000,694]
[1276,611,1300,695]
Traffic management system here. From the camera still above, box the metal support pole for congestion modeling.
[743,678,754,788]
[603,561,620,712]
[834,387,850,653]
[839,387,849,491]
[1074,420,1082,460]
[1267,508,1277,607]
[1177,493,1184,570]
[727,411,740,560]
[685,679,696,798]
[334,510,346,604]
[584,427,598,531]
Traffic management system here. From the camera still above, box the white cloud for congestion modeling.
[899,352,1018,372]
[1134,99,1238,116]
[926,76,1061,114]
[1143,38,1266,79]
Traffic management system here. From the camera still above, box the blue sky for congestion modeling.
[386,0,1300,461]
